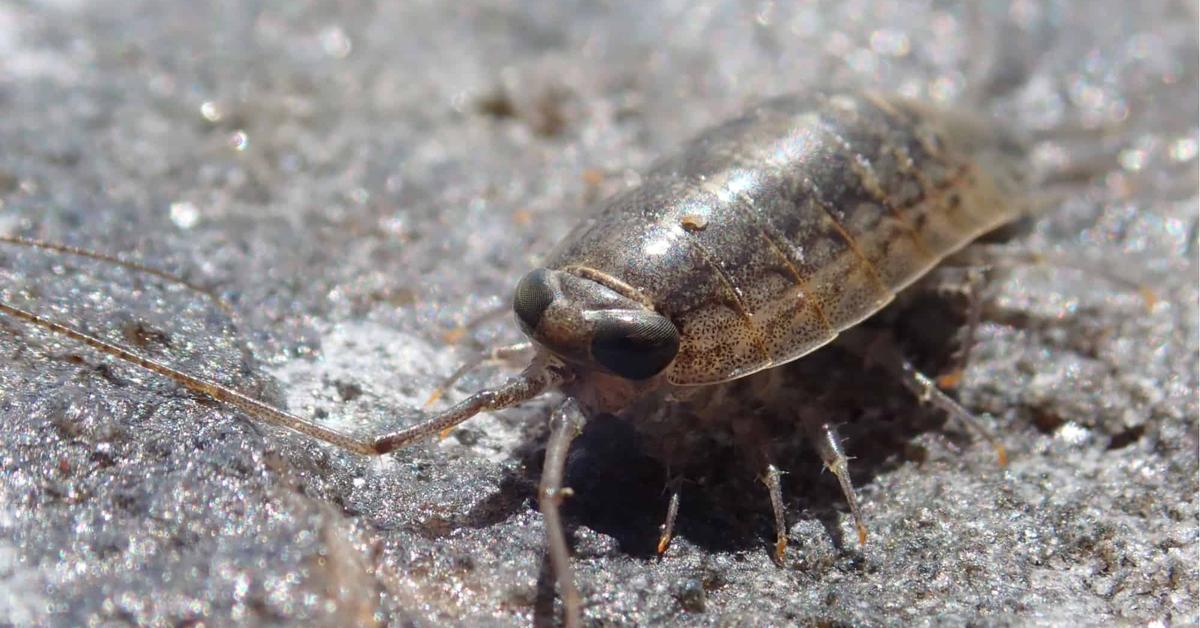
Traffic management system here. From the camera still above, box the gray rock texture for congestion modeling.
[0,0,1195,625]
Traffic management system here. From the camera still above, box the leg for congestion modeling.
[930,265,990,390]
[539,399,587,628]
[761,463,789,562]
[849,329,1008,466]
[947,265,988,388]
[731,415,792,562]
[800,416,869,547]
[656,478,682,556]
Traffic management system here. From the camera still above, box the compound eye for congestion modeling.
[513,269,555,334]
[590,311,679,380]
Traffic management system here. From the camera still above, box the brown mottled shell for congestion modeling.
[545,91,1029,386]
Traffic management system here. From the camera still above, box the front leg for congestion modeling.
[539,398,588,628]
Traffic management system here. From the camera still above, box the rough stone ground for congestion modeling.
[0,1,1195,625]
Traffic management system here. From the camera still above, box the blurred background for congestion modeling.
[0,1,1195,625]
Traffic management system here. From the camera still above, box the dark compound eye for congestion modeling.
[591,311,680,380]
[513,269,555,334]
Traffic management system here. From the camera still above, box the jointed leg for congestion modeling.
[837,329,1007,465]
[733,416,793,562]
[934,265,989,390]
[762,463,788,562]
[656,478,682,556]
[801,417,869,547]
[539,399,588,628]
[856,331,1008,466]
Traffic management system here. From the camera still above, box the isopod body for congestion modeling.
[516,91,1029,412]
[0,90,1033,628]
[500,90,1031,625]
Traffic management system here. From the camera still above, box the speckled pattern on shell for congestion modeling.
[546,91,1028,385]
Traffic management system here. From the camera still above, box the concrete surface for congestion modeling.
[0,0,1195,625]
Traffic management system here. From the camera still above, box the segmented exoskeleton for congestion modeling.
[0,90,1031,628]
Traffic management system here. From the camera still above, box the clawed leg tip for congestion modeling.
[773,539,788,563]
[540,487,575,506]
[995,445,1009,467]
[657,536,672,556]
[1138,286,1159,310]
[936,370,963,390]
[856,524,869,547]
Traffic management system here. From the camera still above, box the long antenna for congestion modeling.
[0,300,378,454]
[0,235,234,313]
[0,300,560,456]
[1,234,561,455]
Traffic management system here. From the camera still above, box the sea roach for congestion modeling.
[1,90,1033,627]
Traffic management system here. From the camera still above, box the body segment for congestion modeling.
[546,91,1028,385]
